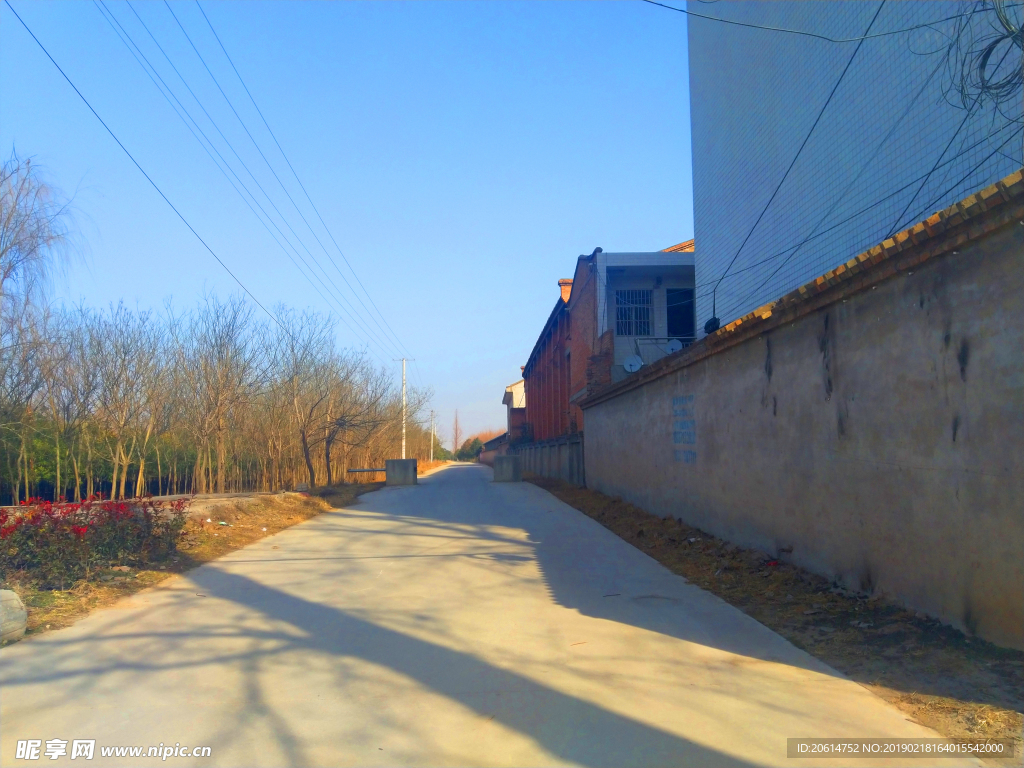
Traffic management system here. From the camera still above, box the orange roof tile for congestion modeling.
[662,240,695,252]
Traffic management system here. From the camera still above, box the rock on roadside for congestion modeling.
[1,589,27,645]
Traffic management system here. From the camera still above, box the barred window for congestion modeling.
[615,290,652,336]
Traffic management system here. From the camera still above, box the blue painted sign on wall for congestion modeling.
[672,395,697,463]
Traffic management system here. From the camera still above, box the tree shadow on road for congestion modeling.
[185,565,758,768]
[0,562,759,768]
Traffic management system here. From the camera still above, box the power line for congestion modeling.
[656,119,1022,314]
[165,1,410,360]
[111,0,400,361]
[119,0,397,357]
[721,45,951,318]
[715,121,1023,320]
[152,1,404,358]
[884,13,1019,238]
[91,4,387,366]
[194,0,413,359]
[640,0,1017,45]
[704,1,887,331]
[2,0,289,335]
[909,123,1023,225]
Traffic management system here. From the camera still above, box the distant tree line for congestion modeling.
[453,429,504,462]
[0,154,440,504]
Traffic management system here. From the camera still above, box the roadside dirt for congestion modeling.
[4,484,382,643]
[527,475,1024,764]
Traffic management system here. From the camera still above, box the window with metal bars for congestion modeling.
[615,289,652,336]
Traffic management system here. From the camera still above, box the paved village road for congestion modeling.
[0,464,975,767]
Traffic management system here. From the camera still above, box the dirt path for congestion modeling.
[526,476,1023,765]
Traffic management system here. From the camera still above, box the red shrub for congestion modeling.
[0,495,190,588]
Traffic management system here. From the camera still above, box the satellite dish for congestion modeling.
[623,355,644,373]
[665,338,683,354]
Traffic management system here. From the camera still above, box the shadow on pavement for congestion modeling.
[362,463,837,678]
[182,565,758,768]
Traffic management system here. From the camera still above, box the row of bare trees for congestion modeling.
[1,154,435,504]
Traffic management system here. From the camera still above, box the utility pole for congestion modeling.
[401,358,407,460]
[429,410,435,462]
[394,358,415,460]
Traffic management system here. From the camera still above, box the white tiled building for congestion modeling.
[687,1,1023,333]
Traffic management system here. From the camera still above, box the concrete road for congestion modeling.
[0,465,974,767]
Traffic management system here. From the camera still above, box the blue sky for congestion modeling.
[1,0,692,442]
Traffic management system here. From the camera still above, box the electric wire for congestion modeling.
[163,1,409,360]
[705,1,887,323]
[907,122,1023,225]
[93,2,389,365]
[121,2,393,358]
[654,118,1022,313]
[116,1,402,361]
[2,0,289,336]
[151,2,403,360]
[194,0,413,359]
[703,1,1021,321]
[640,0,1016,45]
[885,20,1018,237]
[721,46,951,319]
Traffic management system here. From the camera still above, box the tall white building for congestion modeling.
[687,1,1023,333]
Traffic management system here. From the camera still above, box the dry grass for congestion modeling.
[417,460,448,474]
[4,484,382,643]
[528,475,1024,764]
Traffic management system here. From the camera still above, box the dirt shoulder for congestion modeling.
[4,483,382,643]
[527,475,1024,764]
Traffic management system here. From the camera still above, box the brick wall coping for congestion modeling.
[579,168,1024,410]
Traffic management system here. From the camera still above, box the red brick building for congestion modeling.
[522,242,695,442]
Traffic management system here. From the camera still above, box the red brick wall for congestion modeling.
[524,305,571,442]
[524,264,613,441]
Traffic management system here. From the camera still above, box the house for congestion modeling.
[522,242,695,443]
[502,378,528,442]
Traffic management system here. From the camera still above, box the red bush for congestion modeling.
[0,495,190,588]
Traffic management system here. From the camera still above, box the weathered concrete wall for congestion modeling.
[385,459,417,486]
[492,455,522,483]
[510,434,585,487]
[582,214,1024,650]
[478,442,508,467]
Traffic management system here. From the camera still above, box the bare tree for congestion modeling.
[321,358,392,485]
[170,295,266,494]
[452,410,462,456]
[37,307,99,500]
[0,291,431,500]
[0,153,71,313]
[272,308,335,487]
[95,304,161,499]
